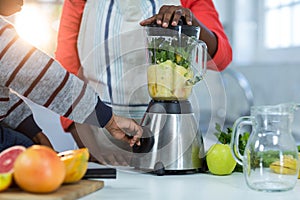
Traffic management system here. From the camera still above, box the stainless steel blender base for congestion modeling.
[132,109,206,175]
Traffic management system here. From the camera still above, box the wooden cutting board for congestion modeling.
[0,179,104,200]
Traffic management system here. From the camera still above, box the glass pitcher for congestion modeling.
[145,24,207,101]
[230,103,300,192]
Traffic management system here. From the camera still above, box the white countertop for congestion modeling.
[25,93,300,199]
[80,164,300,200]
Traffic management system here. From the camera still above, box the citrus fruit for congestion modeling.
[0,145,26,174]
[0,145,26,192]
[270,155,298,175]
[13,145,66,193]
[0,173,13,192]
[58,148,89,183]
[206,143,237,175]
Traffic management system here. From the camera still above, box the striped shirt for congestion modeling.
[0,17,111,130]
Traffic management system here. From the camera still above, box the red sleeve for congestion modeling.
[181,0,232,71]
[56,0,85,131]
[60,116,74,132]
[55,0,86,75]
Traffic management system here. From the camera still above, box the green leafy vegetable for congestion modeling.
[149,48,190,68]
[251,150,298,168]
[214,123,232,145]
[147,36,197,69]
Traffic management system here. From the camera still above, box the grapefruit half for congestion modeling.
[0,145,26,174]
[0,145,26,191]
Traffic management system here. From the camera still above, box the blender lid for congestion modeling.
[146,17,200,38]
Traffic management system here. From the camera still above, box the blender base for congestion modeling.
[132,100,207,176]
[133,157,208,176]
[136,167,207,176]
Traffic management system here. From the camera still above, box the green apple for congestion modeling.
[206,143,237,175]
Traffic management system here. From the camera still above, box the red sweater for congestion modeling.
[181,0,232,71]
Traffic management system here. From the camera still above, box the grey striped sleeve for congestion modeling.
[0,18,99,128]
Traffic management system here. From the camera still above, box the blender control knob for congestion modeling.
[132,126,154,154]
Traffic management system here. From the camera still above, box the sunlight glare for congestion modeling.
[14,5,51,48]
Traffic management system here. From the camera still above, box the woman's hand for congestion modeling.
[140,5,218,60]
[0,0,23,16]
[105,114,142,147]
[140,5,193,27]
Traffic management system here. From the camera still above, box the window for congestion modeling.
[264,0,300,49]
[252,0,300,64]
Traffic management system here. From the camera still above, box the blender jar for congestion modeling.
[145,24,207,101]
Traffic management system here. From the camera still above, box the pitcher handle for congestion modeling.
[230,116,253,166]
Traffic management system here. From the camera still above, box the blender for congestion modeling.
[132,20,207,175]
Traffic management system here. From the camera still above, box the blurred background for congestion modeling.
[5,0,62,55]
[3,0,300,149]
